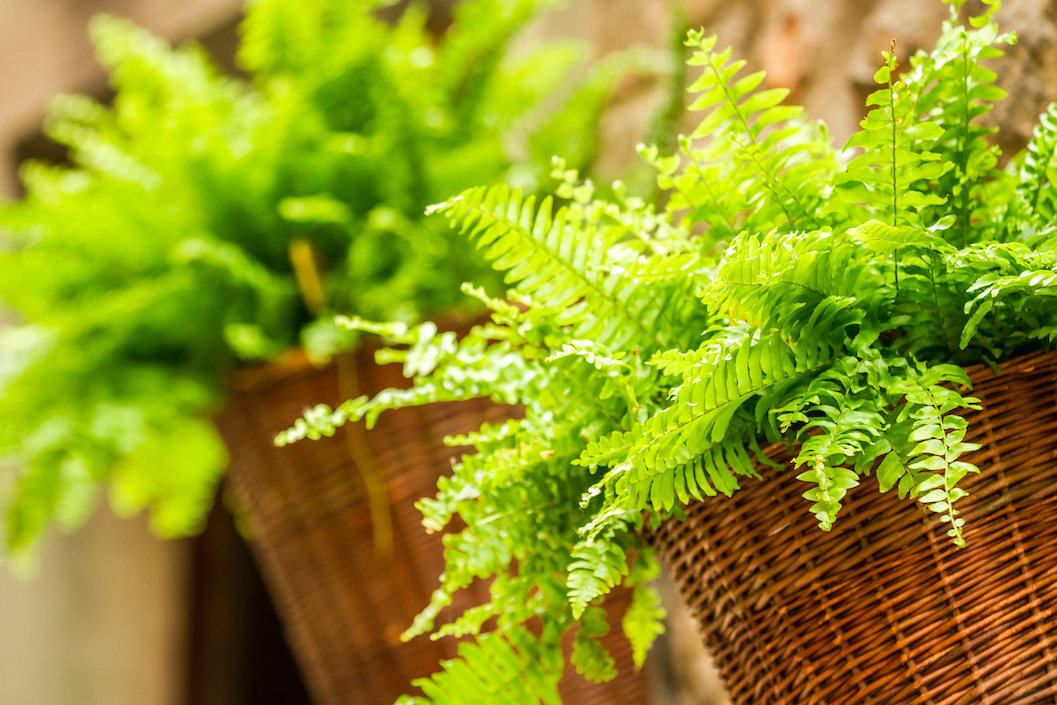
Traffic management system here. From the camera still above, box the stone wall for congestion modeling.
[687,0,1057,151]
[526,0,1057,178]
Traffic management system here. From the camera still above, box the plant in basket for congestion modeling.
[282,0,1057,701]
[0,0,664,558]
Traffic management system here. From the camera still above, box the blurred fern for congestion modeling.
[0,0,661,555]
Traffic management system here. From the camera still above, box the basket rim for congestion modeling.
[225,311,486,395]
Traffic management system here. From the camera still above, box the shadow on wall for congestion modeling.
[651,570,733,705]
[0,507,190,705]
[185,498,313,705]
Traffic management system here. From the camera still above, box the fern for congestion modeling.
[1011,103,1057,234]
[570,607,617,683]
[435,184,673,351]
[904,0,1014,246]
[642,30,835,244]
[283,2,1057,701]
[621,551,666,670]
[834,44,951,234]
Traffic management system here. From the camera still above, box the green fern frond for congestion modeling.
[902,3,1014,246]
[579,328,848,532]
[783,356,884,529]
[958,243,1057,355]
[650,30,834,242]
[275,323,536,445]
[567,540,629,619]
[706,230,878,341]
[885,364,981,545]
[571,607,617,683]
[835,47,952,232]
[1014,104,1057,230]
[621,551,665,670]
[434,185,673,351]
[398,629,563,705]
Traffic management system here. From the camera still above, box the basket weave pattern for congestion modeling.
[214,345,651,705]
[649,350,1057,704]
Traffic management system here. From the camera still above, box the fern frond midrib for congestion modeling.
[682,149,741,235]
[694,41,819,232]
[715,275,830,300]
[623,356,835,476]
[474,201,669,350]
[700,47,757,150]
[924,252,959,356]
[889,67,900,228]
[731,134,818,230]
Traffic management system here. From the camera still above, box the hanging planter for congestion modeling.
[0,0,649,559]
[215,343,500,705]
[0,1,684,702]
[216,337,653,705]
[650,350,1057,704]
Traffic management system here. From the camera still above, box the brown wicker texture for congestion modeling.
[649,349,1057,705]
[214,343,651,705]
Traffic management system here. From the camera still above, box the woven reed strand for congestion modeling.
[214,342,650,705]
[648,349,1057,705]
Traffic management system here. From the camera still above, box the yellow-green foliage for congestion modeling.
[0,0,656,556]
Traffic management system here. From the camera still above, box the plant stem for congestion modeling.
[337,353,394,562]
[957,38,971,248]
[295,237,394,561]
[889,41,901,297]
[289,238,326,316]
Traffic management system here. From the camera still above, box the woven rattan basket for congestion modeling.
[214,342,651,705]
[649,350,1057,705]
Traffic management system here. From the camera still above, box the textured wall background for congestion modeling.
[581,0,1057,172]
[0,507,191,705]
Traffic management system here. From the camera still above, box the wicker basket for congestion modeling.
[649,350,1057,705]
[214,342,651,705]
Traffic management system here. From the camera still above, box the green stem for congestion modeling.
[889,42,901,297]
[926,251,956,355]
[683,148,739,236]
[956,38,972,247]
[894,248,900,296]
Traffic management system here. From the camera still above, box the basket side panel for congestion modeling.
[650,350,1057,705]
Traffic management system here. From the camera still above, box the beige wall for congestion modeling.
[0,0,243,197]
[0,505,191,705]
